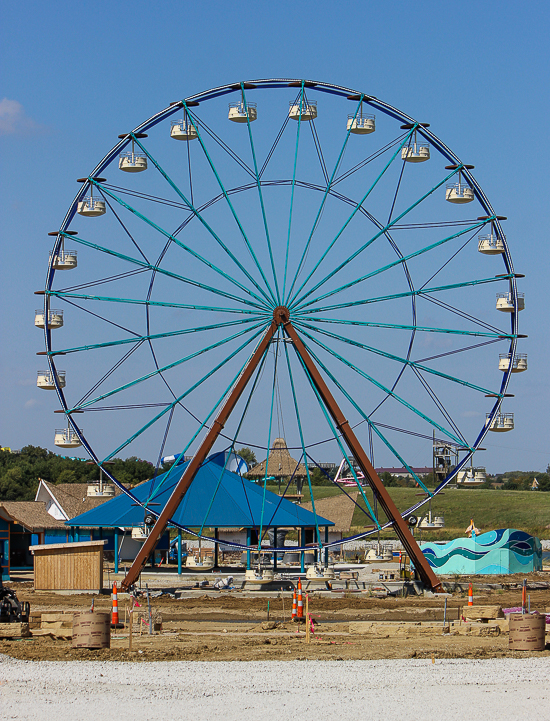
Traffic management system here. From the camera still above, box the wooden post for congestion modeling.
[305,594,310,644]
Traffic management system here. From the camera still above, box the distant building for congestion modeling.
[375,467,432,480]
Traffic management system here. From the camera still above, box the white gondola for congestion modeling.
[37,370,66,390]
[35,309,63,329]
[496,292,525,312]
[478,233,505,254]
[499,353,527,372]
[170,120,198,140]
[347,114,375,134]
[457,467,487,485]
[54,427,82,448]
[228,101,257,123]
[50,250,78,270]
[119,151,147,173]
[289,100,317,121]
[445,182,475,203]
[486,412,514,432]
[401,139,430,162]
[77,197,106,217]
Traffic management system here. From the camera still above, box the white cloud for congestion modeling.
[0,98,41,136]
[24,398,38,408]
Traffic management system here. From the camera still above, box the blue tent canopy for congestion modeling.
[67,455,333,530]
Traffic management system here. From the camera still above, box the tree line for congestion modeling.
[0,446,157,501]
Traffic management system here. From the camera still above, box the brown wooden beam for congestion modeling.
[121,318,280,590]
[280,310,443,592]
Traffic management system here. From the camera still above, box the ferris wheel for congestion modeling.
[36,79,525,590]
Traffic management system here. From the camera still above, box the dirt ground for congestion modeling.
[1,575,549,663]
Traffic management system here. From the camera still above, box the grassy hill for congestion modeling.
[265,484,550,539]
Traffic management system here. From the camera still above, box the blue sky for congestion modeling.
[1,0,548,475]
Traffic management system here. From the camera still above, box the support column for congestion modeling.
[324,526,329,567]
[214,528,219,568]
[246,528,251,570]
[273,527,277,572]
[177,530,182,575]
[300,529,305,573]
[114,529,119,574]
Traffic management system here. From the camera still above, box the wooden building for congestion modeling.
[30,540,106,592]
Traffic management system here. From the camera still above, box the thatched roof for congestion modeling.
[0,502,66,531]
[303,492,359,532]
[246,438,307,479]
[42,480,122,519]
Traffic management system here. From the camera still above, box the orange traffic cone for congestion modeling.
[111,582,120,626]
[291,589,297,619]
[468,582,473,606]
[297,578,303,618]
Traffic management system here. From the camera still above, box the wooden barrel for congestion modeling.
[509,613,546,651]
[72,612,110,649]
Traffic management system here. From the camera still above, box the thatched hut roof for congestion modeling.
[0,502,66,532]
[246,438,307,479]
[303,492,359,533]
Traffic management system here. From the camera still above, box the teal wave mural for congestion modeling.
[420,529,542,575]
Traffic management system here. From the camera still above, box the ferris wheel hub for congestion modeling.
[273,306,290,324]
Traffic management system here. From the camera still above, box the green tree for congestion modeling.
[236,447,257,468]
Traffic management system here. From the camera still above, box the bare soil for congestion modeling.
[2,579,548,663]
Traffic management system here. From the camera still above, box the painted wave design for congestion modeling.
[421,529,542,574]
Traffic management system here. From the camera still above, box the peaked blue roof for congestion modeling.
[67,455,333,530]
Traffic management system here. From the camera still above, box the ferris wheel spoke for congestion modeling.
[302,348,432,494]
[290,345,381,528]
[421,294,509,335]
[409,365,468,446]
[287,126,419,308]
[197,340,272,538]
[182,103,279,307]
[296,329,469,448]
[92,181,272,309]
[282,82,306,301]
[101,326,267,463]
[73,341,147,408]
[302,316,512,339]
[290,163,461,309]
[45,291,264,323]
[296,320,499,397]
[58,230,266,311]
[129,135,276,307]
[43,317,262,356]
[240,85,281,304]
[185,108,256,179]
[283,341,323,546]
[56,268,149,295]
[257,328,283,550]
[69,322,266,413]
[99,193,150,264]
[332,132,409,186]
[284,95,365,306]
[296,219,487,309]
[54,296,143,339]
[295,273,515,315]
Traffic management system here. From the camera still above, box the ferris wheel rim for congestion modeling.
[42,78,522,548]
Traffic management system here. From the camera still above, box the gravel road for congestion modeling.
[1,656,549,720]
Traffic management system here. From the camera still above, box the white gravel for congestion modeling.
[1,656,549,720]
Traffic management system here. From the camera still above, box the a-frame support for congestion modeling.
[122,307,442,592]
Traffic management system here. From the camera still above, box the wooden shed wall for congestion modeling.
[33,544,103,591]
